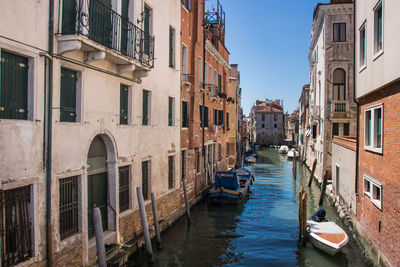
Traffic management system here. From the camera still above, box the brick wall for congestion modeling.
[357,79,400,266]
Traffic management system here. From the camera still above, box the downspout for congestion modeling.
[354,0,360,196]
[202,0,206,174]
[46,0,54,265]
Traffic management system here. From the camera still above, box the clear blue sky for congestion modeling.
[221,0,328,115]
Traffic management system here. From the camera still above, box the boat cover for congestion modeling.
[312,209,326,222]
[214,171,239,190]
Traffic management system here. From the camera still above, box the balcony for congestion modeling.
[330,100,348,118]
[181,74,194,89]
[59,0,154,77]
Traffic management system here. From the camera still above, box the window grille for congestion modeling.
[59,176,79,240]
[119,166,130,212]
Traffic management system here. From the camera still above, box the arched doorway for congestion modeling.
[87,136,108,237]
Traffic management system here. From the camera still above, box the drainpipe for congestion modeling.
[46,0,54,265]
[354,0,359,196]
[202,0,206,174]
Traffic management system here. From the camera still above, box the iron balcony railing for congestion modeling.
[62,0,155,68]
[181,74,194,85]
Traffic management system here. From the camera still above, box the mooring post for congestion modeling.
[298,187,307,246]
[308,159,317,186]
[293,153,297,179]
[182,178,191,223]
[136,187,154,262]
[93,207,106,267]
[319,171,328,205]
[151,192,162,247]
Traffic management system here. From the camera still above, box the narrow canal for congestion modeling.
[129,148,368,266]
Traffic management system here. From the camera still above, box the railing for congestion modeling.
[181,74,194,85]
[331,100,347,113]
[62,0,155,68]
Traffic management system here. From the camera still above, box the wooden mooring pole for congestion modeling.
[298,187,307,245]
[308,159,317,187]
[151,192,162,247]
[319,171,328,205]
[136,187,154,263]
[182,178,191,223]
[93,207,106,267]
[292,153,297,179]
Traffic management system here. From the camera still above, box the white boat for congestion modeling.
[244,156,256,163]
[287,149,299,158]
[278,145,289,154]
[307,220,349,256]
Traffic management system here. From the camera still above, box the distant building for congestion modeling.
[298,84,310,156]
[284,109,299,146]
[250,99,284,146]
[306,0,356,181]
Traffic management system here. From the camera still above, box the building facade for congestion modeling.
[250,99,284,146]
[284,109,299,146]
[1,0,186,265]
[298,84,310,158]
[306,0,356,181]
[354,0,400,265]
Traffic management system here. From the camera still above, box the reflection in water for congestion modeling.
[128,148,367,267]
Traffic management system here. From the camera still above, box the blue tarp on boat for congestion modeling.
[214,171,239,190]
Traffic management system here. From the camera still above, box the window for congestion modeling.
[365,104,383,153]
[195,149,200,173]
[60,67,79,122]
[333,23,346,42]
[181,150,186,180]
[218,73,222,94]
[332,123,339,138]
[120,84,129,125]
[142,90,151,125]
[344,123,350,136]
[144,5,151,55]
[168,97,175,126]
[226,142,229,157]
[200,105,209,127]
[274,124,277,129]
[0,51,29,120]
[214,70,217,88]
[181,44,188,74]
[374,3,383,55]
[0,186,32,265]
[213,109,218,126]
[168,156,174,189]
[274,114,278,121]
[312,124,317,139]
[262,124,265,129]
[333,69,346,100]
[364,175,382,209]
[226,112,229,129]
[198,57,202,88]
[360,23,366,67]
[181,0,192,10]
[62,0,77,34]
[59,176,79,240]
[119,166,130,212]
[218,143,222,161]
[169,27,175,68]
[262,114,265,121]
[182,101,189,128]
[204,62,208,85]
[218,110,224,127]
[142,161,150,200]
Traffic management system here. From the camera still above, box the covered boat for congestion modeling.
[208,169,253,203]
[244,156,256,163]
[287,149,299,158]
[307,209,349,255]
[278,145,289,154]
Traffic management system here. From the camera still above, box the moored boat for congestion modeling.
[244,155,256,163]
[278,145,289,154]
[307,211,349,256]
[287,148,299,158]
[208,169,253,203]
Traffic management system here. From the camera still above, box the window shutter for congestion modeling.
[182,101,188,127]
[218,74,222,94]
[332,123,339,137]
[168,97,173,126]
[169,28,174,68]
[60,68,77,122]
[227,112,229,129]
[120,85,128,125]
[344,123,350,136]
[333,23,339,42]
[205,107,209,126]
[188,0,192,11]
[214,109,218,125]
[142,90,148,125]
[340,23,346,41]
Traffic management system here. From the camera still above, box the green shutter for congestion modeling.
[120,0,129,54]
[168,97,173,126]
[226,112,229,129]
[218,74,222,94]
[168,156,173,188]
[182,101,188,128]
[367,111,372,146]
[144,6,150,55]
[214,109,217,125]
[62,0,77,34]
[0,51,28,120]
[120,85,128,125]
[169,28,174,68]
[142,90,148,125]
[89,0,112,48]
[60,67,77,122]
[142,161,148,200]
[205,107,209,126]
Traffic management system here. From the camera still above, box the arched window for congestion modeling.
[333,69,346,100]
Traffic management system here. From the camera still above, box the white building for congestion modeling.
[0,0,181,265]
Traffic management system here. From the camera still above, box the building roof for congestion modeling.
[253,101,283,114]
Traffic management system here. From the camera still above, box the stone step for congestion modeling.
[107,251,128,267]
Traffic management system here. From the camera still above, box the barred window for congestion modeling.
[59,176,79,240]
[142,161,151,200]
[168,156,174,189]
[119,166,130,212]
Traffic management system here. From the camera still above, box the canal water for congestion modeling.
[128,148,368,266]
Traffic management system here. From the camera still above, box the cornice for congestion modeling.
[205,40,231,72]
